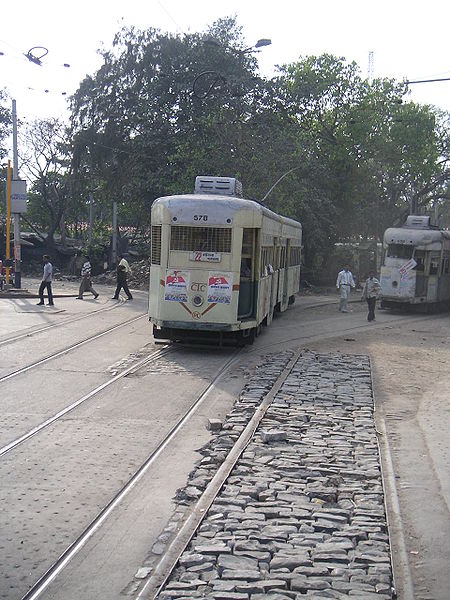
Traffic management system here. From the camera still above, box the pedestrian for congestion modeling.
[112,254,133,300]
[37,254,54,306]
[336,264,355,312]
[361,270,382,321]
[76,255,99,300]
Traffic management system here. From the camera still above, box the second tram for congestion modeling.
[380,215,450,310]
[149,176,302,343]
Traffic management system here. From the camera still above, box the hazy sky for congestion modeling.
[1,0,449,125]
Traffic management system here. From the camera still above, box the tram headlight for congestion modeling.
[192,295,204,307]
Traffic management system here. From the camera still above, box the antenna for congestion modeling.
[368,51,374,83]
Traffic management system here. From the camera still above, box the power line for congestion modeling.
[406,77,450,85]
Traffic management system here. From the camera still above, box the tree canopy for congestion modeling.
[18,17,450,269]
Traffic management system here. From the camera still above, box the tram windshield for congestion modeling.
[387,244,413,259]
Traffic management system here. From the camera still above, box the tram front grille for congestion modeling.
[170,226,232,253]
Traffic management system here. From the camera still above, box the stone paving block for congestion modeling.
[220,569,262,581]
[159,351,393,600]
[217,554,258,571]
[208,593,249,600]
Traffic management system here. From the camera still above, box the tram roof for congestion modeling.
[384,226,450,245]
[153,193,302,229]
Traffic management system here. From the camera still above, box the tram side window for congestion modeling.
[290,246,301,266]
[260,247,274,277]
[387,244,413,259]
[429,253,440,275]
[443,258,450,274]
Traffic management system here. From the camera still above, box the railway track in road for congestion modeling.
[0,313,147,383]
[3,310,444,599]
[0,295,136,347]
[136,349,395,600]
[0,344,174,458]
[18,347,243,600]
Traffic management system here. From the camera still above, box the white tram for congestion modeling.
[380,215,450,310]
[149,176,302,343]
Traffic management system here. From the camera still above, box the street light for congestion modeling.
[254,39,272,49]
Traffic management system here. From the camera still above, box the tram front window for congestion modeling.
[387,244,413,259]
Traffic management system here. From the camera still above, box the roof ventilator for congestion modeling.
[195,176,243,198]
[404,216,437,229]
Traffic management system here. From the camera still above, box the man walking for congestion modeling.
[362,270,382,321]
[336,264,355,312]
[76,255,99,300]
[37,255,54,306]
[112,254,133,300]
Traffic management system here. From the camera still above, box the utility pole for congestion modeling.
[112,200,118,267]
[12,99,22,288]
[5,161,12,286]
[88,193,94,245]
[367,51,374,83]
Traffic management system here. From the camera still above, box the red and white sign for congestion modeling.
[164,269,190,301]
[190,251,221,262]
[399,258,417,280]
[207,272,233,304]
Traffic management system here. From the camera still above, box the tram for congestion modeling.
[380,215,450,310]
[149,176,302,343]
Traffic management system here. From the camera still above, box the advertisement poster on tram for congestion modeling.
[164,270,190,301]
[399,258,417,280]
[207,272,233,304]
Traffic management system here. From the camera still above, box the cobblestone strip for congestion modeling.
[152,350,394,599]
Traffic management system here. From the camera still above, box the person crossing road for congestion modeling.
[336,264,355,312]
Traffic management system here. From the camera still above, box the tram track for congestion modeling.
[252,310,447,354]
[137,347,302,599]
[19,347,243,600]
[0,344,174,459]
[0,296,130,347]
[6,309,447,599]
[0,313,147,383]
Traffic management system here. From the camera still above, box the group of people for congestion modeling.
[336,264,382,321]
[36,254,133,306]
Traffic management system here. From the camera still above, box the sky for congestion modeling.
[1,0,449,128]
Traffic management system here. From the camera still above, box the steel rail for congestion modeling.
[137,347,303,599]
[252,312,445,354]
[0,313,147,384]
[370,357,415,600]
[0,296,130,347]
[0,345,174,458]
[20,347,243,600]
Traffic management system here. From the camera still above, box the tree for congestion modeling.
[65,23,449,273]
[21,118,72,249]
[69,17,271,231]
[271,55,450,254]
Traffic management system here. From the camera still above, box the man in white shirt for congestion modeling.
[37,254,54,306]
[336,264,355,312]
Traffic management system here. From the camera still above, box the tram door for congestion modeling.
[238,228,256,318]
[414,250,427,296]
[282,239,291,309]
